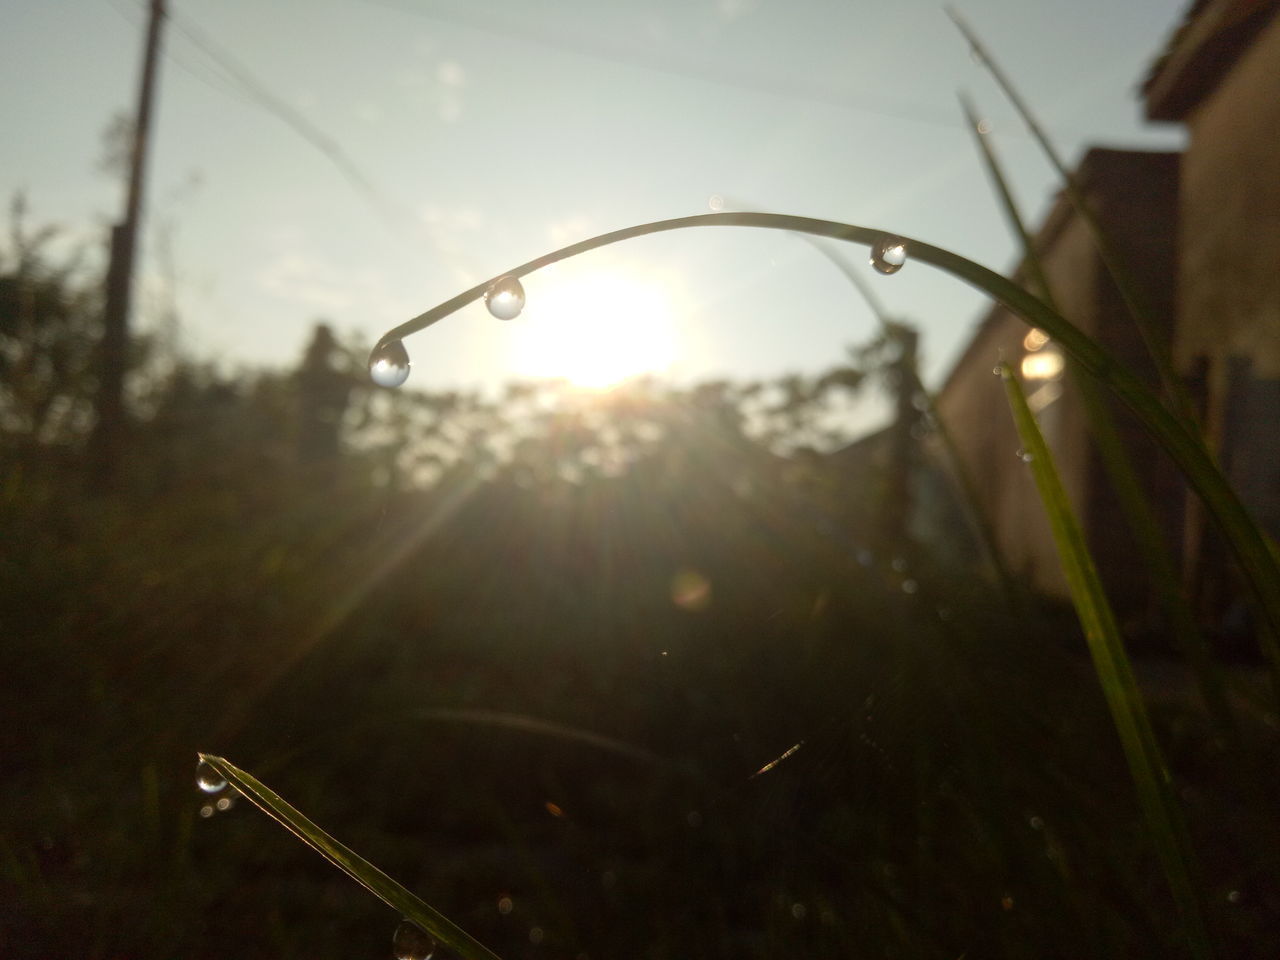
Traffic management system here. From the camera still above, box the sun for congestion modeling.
[508,265,679,389]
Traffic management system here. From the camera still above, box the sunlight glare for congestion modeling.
[510,266,679,389]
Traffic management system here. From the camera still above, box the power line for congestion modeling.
[102,0,405,232]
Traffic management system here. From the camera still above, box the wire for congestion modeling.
[165,8,405,231]
[101,0,406,233]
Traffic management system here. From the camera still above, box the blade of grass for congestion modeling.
[374,211,1280,668]
[997,365,1213,960]
[196,753,504,960]
[959,92,1236,729]
[948,6,1201,431]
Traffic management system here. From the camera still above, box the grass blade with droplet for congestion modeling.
[959,91,1236,729]
[374,211,1280,662]
[196,753,504,960]
[997,366,1212,960]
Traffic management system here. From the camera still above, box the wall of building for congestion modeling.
[933,151,1180,609]
[1176,8,1280,544]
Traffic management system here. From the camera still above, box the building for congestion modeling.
[931,0,1280,632]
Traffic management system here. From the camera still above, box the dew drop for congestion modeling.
[870,236,908,275]
[369,340,411,388]
[392,920,436,960]
[1016,448,1034,463]
[196,760,226,794]
[199,803,215,818]
[485,275,525,320]
[708,194,725,212]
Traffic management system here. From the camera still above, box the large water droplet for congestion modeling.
[392,920,436,960]
[870,236,907,275]
[196,760,226,794]
[485,275,525,320]
[369,340,411,388]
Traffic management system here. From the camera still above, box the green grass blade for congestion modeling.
[959,93,1236,728]
[998,366,1213,960]
[948,7,1201,431]
[196,753,504,960]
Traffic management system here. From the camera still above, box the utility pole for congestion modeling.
[90,0,167,489]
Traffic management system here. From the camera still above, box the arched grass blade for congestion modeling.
[997,368,1212,960]
[196,753,504,960]
[374,211,1280,662]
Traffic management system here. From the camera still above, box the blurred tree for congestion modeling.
[0,195,101,452]
[294,322,352,470]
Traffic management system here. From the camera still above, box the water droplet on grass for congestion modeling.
[485,275,525,320]
[1016,448,1034,463]
[369,340,411,388]
[198,804,215,818]
[215,795,234,812]
[708,194,725,212]
[392,920,436,960]
[870,236,907,275]
[196,760,226,794]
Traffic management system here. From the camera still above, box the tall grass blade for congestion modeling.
[998,366,1212,960]
[196,753,504,960]
[947,6,1200,430]
[959,93,1236,728]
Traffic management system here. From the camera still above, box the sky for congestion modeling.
[2,0,1189,408]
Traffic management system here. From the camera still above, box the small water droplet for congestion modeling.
[1016,448,1034,463]
[1029,815,1044,830]
[198,803,215,818]
[901,578,918,594]
[215,795,234,812]
[369,340,411,388]
[196,760,226,794]
[790,902,807,920]
[870,236,907,275]
[392,920,436,960]
[976,118,992,135]
[1227,889,1242,903]
[485,275,525,320]
[708,194,725,212]
[528,926,544,945]
[498,895,514,915]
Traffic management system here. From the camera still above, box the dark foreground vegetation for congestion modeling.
[2,211,1278,960]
